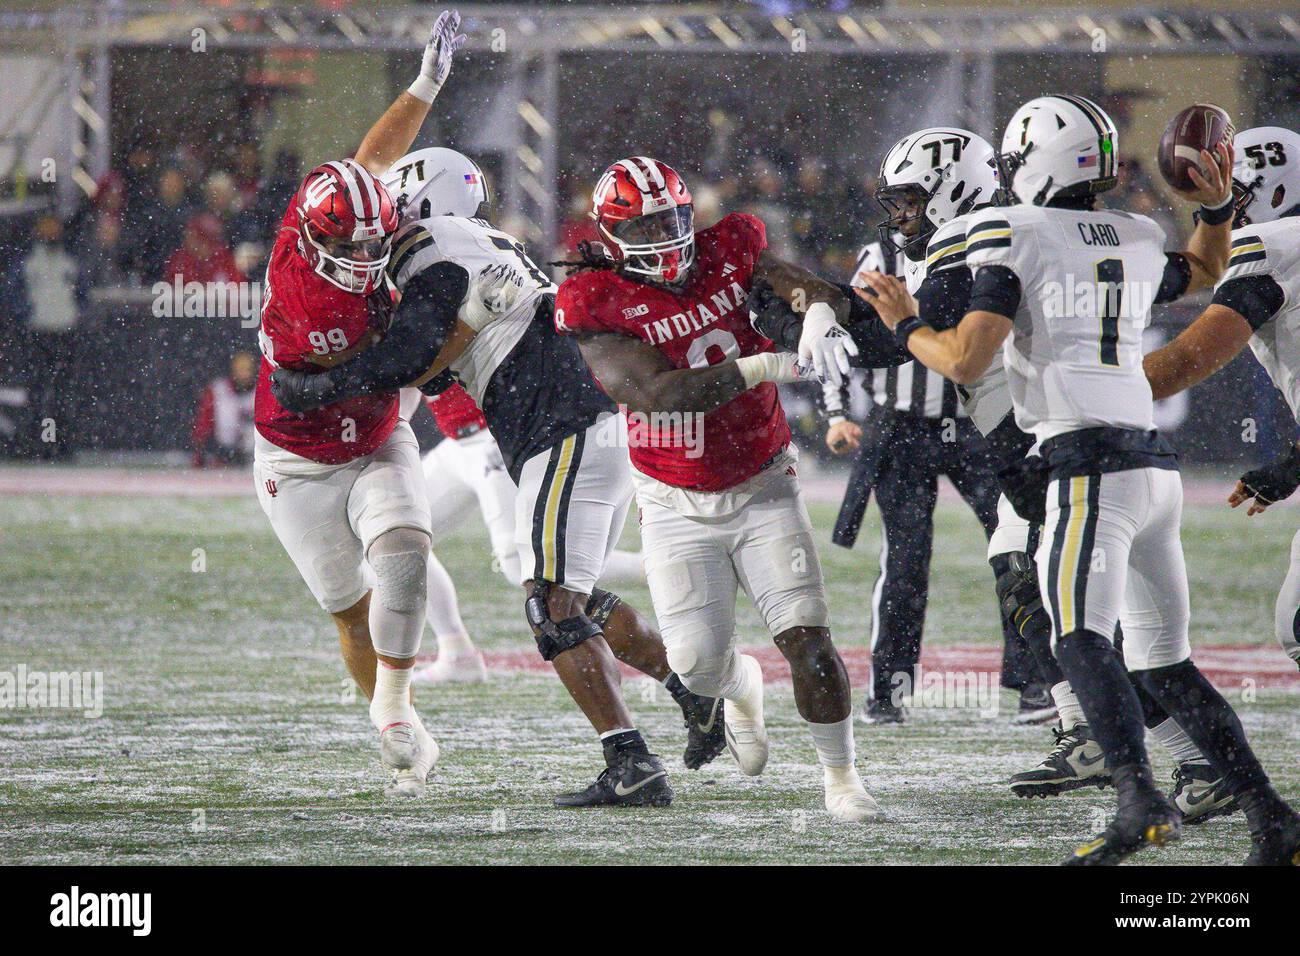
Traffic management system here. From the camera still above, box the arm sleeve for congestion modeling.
[967,266,1022,319]
[1154,253,1192,304]
[915,267,973,332]
[1211,273,1286,331]
[325,261,468,396]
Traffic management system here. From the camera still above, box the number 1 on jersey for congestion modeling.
[1095,257,1123,367]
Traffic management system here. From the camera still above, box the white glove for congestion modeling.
[462,263,526,331]
[407,10,467,103]
[798,301,858,387]
[735,351,820,389]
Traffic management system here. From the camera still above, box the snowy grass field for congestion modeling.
[2,474,1297,866]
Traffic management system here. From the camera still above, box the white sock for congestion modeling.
[371,663,414,731]
[599,727,635,740]
[1149,717,1206,764]
[1051,681,1086,729]
[806,715,855,768]
[718,651,752,702]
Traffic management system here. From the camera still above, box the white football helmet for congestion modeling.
[999,95,1119,206]
[382,147,490,221]
[1231,126,1300,226]
[875,127,1001,256]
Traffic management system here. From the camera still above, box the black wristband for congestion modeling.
[1198,194,1235,226]
[894,315,924,350]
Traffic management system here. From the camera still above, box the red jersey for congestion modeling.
[424,383,487,436]
[555,213,789,491]
[254,206,398,463]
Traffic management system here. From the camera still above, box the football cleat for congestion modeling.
[724,654,769,776]
[553,750,673,808]
[1013,682,1059,725]
[1170,761,1238,825]
[1010,723,1111,798]
[386,716,440,798]
[377,721,420,771]
[861,697,906,725]
[824,766,882,823]
[1246,809,1300,866]
[1064,798,1181,866]
[677,691,726,770]
[413,651,488,685]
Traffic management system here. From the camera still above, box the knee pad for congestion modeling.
[524,580,602,662]
[664,639,731,699]
[369,528,430,614]
[993,551,1050,642]
[585,588,623,629]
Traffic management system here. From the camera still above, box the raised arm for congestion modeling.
[576,331,807,416]
[354,10,466,175]
[1170,141,1236,294]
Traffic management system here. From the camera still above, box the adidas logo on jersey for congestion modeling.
[721,262,737,276]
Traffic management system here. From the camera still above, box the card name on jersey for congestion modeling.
[637,280,749,345]
[1077,222,1122,247]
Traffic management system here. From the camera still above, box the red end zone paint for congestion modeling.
[448,644,1300,690]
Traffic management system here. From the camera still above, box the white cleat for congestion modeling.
[413,651,488,684]
[386,713,440,798]
[823,765,881,822]
[724,654,769,776]
[377,721,420,772]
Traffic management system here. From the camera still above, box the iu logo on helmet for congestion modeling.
[265,479,278,498]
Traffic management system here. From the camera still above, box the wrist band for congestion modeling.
[894,315,924,349]
[1198,192,1235,226]
[407,76,440,103]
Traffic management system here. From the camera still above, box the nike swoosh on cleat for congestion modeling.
[697,699,722,734]
[613,770,668,797]
[1076,751,1106,767]
[1182,788,1221,807]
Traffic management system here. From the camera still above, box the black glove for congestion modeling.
[745,280,801,352]
[1238,445,1300,507]
[270,367,341,413]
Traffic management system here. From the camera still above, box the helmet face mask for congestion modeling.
[593,157,695,286]
[295,160,399,296]
[1229,127,1300,227]
[875,128,1001,258]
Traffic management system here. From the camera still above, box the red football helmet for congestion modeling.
[592,157,694,284]
[294,159,399,294]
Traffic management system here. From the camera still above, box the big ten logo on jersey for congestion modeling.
[638,278,749,348]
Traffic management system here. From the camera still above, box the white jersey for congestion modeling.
[964,205,1169,443]
[1215,217,1300,420]
[386,215,557,406]
[914,215,1013,435]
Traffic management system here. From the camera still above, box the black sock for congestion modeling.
[1134,660,1286,831]
[664,672,691,706]
[1111,762,1163,813]
[1129,671,1170,729]
[1054,629,1150,770]
[601,729,648,765]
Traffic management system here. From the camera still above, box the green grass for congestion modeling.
[0,490,1296,865]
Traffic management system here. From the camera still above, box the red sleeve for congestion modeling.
[721,212,768,266]
[192,384,214,467]
[554,272,616,337]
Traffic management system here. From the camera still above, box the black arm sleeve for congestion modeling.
[1211,273,1286,330]
[967,265,1021,319]
[326,262,468,397]
[745,281,801,352]
[1154,253,1193,304]
[915,267,973,332]
[745,279,911,368]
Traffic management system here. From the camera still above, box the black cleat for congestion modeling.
[1170,761,1239,826]
[862,697,906,725]
[1013,681,1059,725]
[553,750,673,808]
[1011,723,1111,798]
[1246,809,1300,866]
[1064,796,1181,866]
[667,678,726,770]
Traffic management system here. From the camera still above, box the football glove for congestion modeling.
[1238,444,1300,509]
[407,10,468,103]
[270,367,341,413]
[462,262,527,331]
[798,301,859,388]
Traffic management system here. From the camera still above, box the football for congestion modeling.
[1157,103,1235,191]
